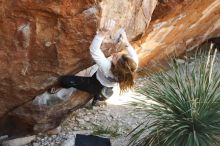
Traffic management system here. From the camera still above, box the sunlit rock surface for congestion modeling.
[135,0,220,71]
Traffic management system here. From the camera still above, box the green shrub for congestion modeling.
[92,124,121,138]
[128,50,220,146]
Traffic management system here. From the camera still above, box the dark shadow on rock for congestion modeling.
[0,115,34,138]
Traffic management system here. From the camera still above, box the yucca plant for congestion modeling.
[128,49,220,146]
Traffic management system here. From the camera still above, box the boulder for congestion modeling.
[0,0,157,135]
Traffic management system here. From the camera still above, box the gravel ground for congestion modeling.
[27,88,148,146]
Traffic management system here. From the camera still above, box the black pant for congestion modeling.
[75,134,111,146]
[59,73,104,102]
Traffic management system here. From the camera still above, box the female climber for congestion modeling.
[59,20,139,105]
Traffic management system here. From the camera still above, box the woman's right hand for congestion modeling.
[98,19,115,37]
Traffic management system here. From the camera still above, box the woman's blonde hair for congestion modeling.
[111,54,138,92]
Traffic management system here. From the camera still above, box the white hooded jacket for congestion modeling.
[89,33,139,87]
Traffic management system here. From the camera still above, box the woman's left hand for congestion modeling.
[119,29,130,46]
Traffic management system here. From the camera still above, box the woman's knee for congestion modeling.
[59,75,73,88]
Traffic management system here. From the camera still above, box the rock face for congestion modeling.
[0,0,157,136]
[135,0,220,71]
[1,0,220,136]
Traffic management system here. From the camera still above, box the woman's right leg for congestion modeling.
[59,74,103,95]
[59,74,104,106]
